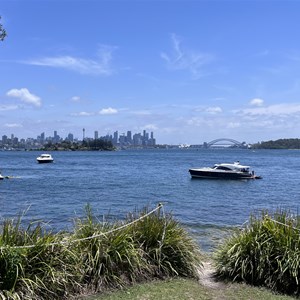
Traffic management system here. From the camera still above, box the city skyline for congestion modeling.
[1,1,300,144]
[1,128,157,148]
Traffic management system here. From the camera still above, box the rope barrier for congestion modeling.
[157,203,166,272]
[265,216,300,232]
[0,203,164,250]
[236,214,300,232]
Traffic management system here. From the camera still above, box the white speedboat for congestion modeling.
[0,173,4,180]
[189,161,261,179]
[36,153,54,163]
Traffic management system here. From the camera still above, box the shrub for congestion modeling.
[128,206,202,279]
[71,204,146,292]
[0,217,80,299]
[0,204,203,299]
[214,209,300,295]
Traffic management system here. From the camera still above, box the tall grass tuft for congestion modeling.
[0,216,81,299]
[128,206,202,279]
[0,204,203,299]
[71,204,146,292]
[214,209,300,295]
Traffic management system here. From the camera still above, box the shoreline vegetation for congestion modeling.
[1,205,300,299]
[251,138,300,149]
[39,138,300,151]
[41,139,116,151]
[2,138,300,152]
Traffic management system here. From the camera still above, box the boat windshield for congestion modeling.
[214,166,232,171]
[213,164,250,172]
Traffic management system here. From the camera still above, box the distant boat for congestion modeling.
[189,161,262,179]
[37,153,54,164]
[0,173,4,180]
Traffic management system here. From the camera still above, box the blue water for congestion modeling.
[0,149,299,251]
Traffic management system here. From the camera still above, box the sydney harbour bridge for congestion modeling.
[191,138,249,149]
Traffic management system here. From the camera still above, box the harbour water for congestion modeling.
[0,148,299,252]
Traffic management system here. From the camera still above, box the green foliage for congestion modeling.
[72,205,145,290]
[0,216,80,299]
[42,139,115,151]
[251,138,300,149]
[0,205,202,299]
[82,139,114,151]
[214,209,300,295]
[128,207,202,279]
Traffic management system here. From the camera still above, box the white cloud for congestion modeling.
[0,104,19,111]
[25,45,116,76]
[186,117,208,127]
[4,123,23,128]
[205,106,222,114]
[249,98,264,106]
[6,88,41,107]
[71,111,94,116]
[240,103,300,116]
[70,96,81,102]
[99,107,118,115]
[161,33,214,78]
[194,105,222,114]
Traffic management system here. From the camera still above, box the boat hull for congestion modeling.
[37,159,53,163]
[189,169,260,179]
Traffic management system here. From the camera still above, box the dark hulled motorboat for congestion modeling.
[189,161,262,180]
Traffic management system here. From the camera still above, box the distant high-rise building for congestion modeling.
[94,131,98,140]
[127,131,132,143]
[67,133,74,142]
[2,135,8,143]
[113,131,118,145]
[83,128,85,141]
[133,133,142,146]
[12,137,18,145]
[119,133,126,144]
[53,130,60,143]
[37,132,45,145]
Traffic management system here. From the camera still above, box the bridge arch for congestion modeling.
[206,138,245,148]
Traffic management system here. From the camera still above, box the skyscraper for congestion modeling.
[127,131,132,143]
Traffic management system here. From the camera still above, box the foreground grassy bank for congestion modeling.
[83,209,300,300]
[83,277,295,300]
[2,206,300,299]
[0,204,201,299]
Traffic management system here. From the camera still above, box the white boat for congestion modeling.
[36,153,54,164]
[0,173,4,180]
[189,161,262,179]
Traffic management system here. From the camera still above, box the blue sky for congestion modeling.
[1,0,300,144]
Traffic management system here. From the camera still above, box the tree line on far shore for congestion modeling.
[251,138,300,149]
[42,139,115,151]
